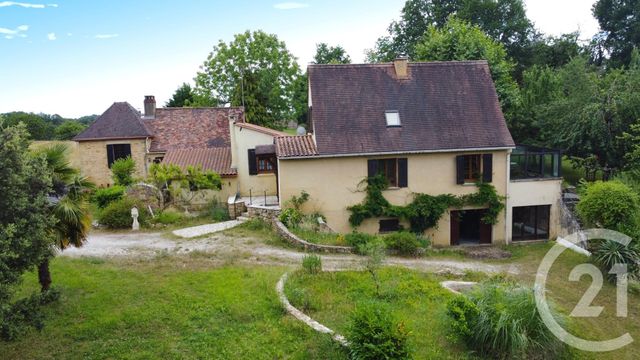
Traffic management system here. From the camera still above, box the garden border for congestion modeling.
[273,220,354,254]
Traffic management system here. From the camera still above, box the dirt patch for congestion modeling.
[461,246,512,259]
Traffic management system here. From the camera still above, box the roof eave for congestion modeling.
[278,146,515,160]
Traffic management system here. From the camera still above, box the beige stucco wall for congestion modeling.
[230,124,278,196]
[507,179,563,241]
[76,139,147,187]
[278,150,510,246]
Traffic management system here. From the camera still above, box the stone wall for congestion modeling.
[273,220,353,254]
[77,139,147,187]
[228,200,247,219]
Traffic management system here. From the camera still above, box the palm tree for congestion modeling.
[35,144,94,291]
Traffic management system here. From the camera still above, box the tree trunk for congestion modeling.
[38,259,52,292]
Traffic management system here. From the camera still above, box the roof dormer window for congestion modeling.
[385,110,401,127]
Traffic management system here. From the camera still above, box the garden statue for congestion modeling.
[131,206,140,231]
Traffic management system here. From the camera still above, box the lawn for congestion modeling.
[285,267,477,359]
[289,227,344,246]
[1,257,345,359]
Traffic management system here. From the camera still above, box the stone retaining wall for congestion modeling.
[247,205,281,222]
[273,220,354,254]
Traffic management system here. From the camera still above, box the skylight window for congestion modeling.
[385,111,401,127]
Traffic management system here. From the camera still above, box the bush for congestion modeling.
[279,207,303,228]
[347,302,411,360]
[592,240,640,282]
[98,197,149,229]
[384,232,421,256]
[210,206,230,222]
[1,289,60,341]
[446,282,565,359]
[92,185,126,208]
[345,232,378,252]
[154,210,185,225]
[301,254,322,274]
[577,180,640,231]
[111,156,136,186]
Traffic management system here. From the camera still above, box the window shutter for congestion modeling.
[482,154,493,183]
[367,159,378,178]
[456,156,465,184]
[248,149,257,175]
[107,144,114,168]
[397,158,408,187]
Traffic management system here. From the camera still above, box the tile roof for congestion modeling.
[144,107,243,152]
[275,135,319,158]
[74,102,152,141]
[235,122,288,137]
[308,61,515,156]
[162,148,236,176]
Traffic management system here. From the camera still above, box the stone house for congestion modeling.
[73,96,285,202]
[274,58,563,246]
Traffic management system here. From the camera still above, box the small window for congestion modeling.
[368,158,408,188]
[385,111,400,127]
[463,154,481,182]
[257,154,276,174]
[512,205,550,241]
[379,219,400,233]
[106,144,132,168]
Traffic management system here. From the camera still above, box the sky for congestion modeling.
[0,0,601,118]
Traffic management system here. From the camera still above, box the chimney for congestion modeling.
[144,95,156,118]
[393,55,409,79]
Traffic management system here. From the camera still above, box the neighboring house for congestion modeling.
[73,96,285,201]
[275,58,562,246]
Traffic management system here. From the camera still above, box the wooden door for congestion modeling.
[450,211,460,246]
[479,212,492,244]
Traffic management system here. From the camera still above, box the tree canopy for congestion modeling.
[194,30,301,128]
[313,43,351,64]
[593,0,640,68]
[165,83,195,107]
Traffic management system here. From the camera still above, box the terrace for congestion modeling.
[510,145,562,181]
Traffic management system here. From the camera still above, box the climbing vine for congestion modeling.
[347,174,505,233]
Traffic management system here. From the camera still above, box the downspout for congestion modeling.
[505,149,512,245]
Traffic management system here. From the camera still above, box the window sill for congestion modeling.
[384,187,404,191]
[510,177,562,183]
[256,173,275,177]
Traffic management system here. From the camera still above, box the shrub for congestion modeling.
[345,232,378,252]
[347,302,411,360]
[577,180,640,231]
[302,254,322,274]
[154,210,185,225]
[362,237,387,296]
[288,287,317,313]
[286,190,310,211]
[447,282,565,358]
[92,185,126,208]
[241,218,270,231]
[1,289,60,341]
[98,197,149,229]
[593,240,640,282]
[111,156,136,186]
[279,207,303,228]
[384,232,421,256]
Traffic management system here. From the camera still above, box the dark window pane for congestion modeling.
[376,159,398,187]
[463,155,481,182]
[107,144,131,168]
[379,219,400,233]
[512,205,551,241]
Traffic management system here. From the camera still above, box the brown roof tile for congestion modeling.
[275,135,319,158]
[308,61,515,156]
[162,148,236,176]
[144,107,244,152]
[74,102,152,141]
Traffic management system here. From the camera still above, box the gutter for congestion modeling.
[278,146,516,160]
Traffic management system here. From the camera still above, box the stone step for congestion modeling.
[237,216,250,222]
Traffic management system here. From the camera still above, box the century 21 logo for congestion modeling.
[535,229,634,352]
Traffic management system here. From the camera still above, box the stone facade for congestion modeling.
[77,139,148,187]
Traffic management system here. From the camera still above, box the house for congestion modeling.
[73,96,285,202]
[275,58,563,246]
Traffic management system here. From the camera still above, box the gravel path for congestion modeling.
[171,220,244,238]
[62,230,519,275]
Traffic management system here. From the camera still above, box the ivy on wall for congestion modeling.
[347,174,505,233]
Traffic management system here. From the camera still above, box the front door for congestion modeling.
[450,209,492,245]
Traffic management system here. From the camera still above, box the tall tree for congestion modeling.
[165,83,195,107]
[0,121,55,329]
[2,112,54,140]
[194,30,300,127]
[313,43,351,64]
[414,18,523,138]
[592,0,640,67]
[54,120,86,140]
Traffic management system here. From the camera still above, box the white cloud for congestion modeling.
[273,2,309,10]
[94,33,118,39]
[0,24,29,38]
[0,1,57,8]
[17,25,28,31]
[47,32,55,40]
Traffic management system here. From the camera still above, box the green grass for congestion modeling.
[284,267,475,359]
[289,227,344,246]
[282,128,298,135]
[1,257,345,359]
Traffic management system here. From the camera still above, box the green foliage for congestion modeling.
[92,185,126,208]
[153,210,186,225]
[194,30,300,128]
[1,111,55,140]
[592,0,640,67]
[347,302,411,360]
[313,43,351,64]
[448,282,565,358]
[208,200,230,222]
[348,175,504,233]
[362,237,387,296]
[148,163,183,189]
[165,83,195,107]
[345,232,378,252]
[592,240,640,282]
[98,197,149,229]
[184,165,222,191]
[0,122,54,319]
[148,163,222,208]
[576,180,640,231]
[279,208,303,228]
[54,120,86,140]
[286,190,310,211]
[0,289,60,341]
[384,232,421,256]
[301,254,322,275]
[111,156,136,186]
